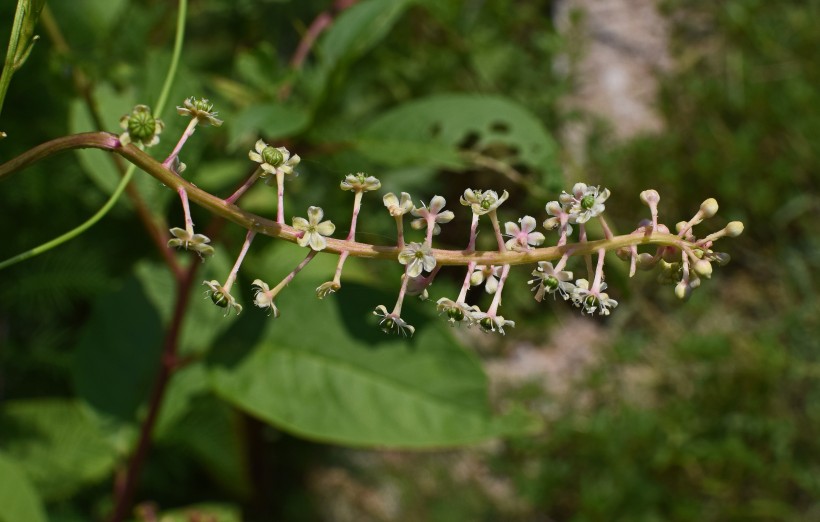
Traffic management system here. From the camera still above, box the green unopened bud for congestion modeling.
[119,104,163,147]
[675,221,688,233]
[700,198,719,218]
[447,308,465,322]
[262,146,285,167]
[211,290,228,307]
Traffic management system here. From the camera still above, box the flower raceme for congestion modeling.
[130,99,743,337]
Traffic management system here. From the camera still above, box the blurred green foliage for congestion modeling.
[0,0,818,520]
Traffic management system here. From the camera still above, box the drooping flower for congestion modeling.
[176,97,223,127]
[119,104,164,147]
[167,227,214,259]
[251,279,280,317]
[248,139,301,179]
[436,298,479,327]
[470,265,502,294]
[410,196,455,236]
[570,279,618,315]
[340,172,381,193]
[293,206,335,251]
[398,242,436,278]
[316,281,341,299]
[383,192,413,216]
[373,305,415,337]
[203,280,242,316]
[504,216,546,251]
[559,183,611,224]
[459,189,509,216]
[528,261,574,301]
[472,310,515,335]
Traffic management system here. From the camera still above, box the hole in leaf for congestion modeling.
[490,121,510,134]
[458,131,481,150]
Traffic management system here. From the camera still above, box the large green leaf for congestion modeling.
[136,252,238,357]
[0,453,47,522]
[319,0,417,71]
[72,277,163,421]
[209,279,538,448]
[356,94,560,176]
[0,399,118,501]
[228,102,310,150]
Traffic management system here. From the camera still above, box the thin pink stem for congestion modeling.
[456,214,481,303]
[224,230,256,290]
[271,250,318,294]
[488,210,507,251]
[394,216,405,250]
[598,215,614,240]
[276,171,285,225]
[177,187,194,236]
[579,224,594,280]
[163,118,199,169]
[590,248,606,293]
[391,269,411,316]
[487,264,511,315]
[225,169,262,205]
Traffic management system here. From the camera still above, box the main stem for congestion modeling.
[0,132,699,266]
[108,263,198,522]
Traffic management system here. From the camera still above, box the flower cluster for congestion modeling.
[148,96,743,338]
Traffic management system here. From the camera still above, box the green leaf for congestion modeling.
[0,399,118,501]
[0,453,47,522]
[319,0,417,71]
[135,504,241,522]
[157,389,251,499]
[136,253,237,357]
[356,94,560,176]
[209,279,539,448]
[228,102,310,150]
[72,277,164,421]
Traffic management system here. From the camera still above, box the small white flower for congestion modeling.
[248,139,301,179]
[436,298,479,327]
[410,196,455,235]
[167,227,214,259]
[252,279,280,317]
[459,189,509,216]
[543,200,573,236]
[560,183,610,224]
[292,206,335,251]
[383,192,413,217]
[340,172,381,192]
[203,280,242,316]
[176,97,223,127]
[470,265,502,294]
[472,310,515,335]
[373,305,415,337]
[571,279,618,316]
[504,216,545,251]
[316,281,341,299]
[398,242,436,278]
[528,261,574,302]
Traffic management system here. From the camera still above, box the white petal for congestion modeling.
[307,206,324,225]
[292,216,309,231]
[520,215,537,233]
[316,221,335,236]
[429,195,446,213]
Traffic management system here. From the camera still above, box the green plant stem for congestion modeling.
[0,0,27,130]
[0,131,701,268]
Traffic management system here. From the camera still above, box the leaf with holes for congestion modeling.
[355,93,560,178]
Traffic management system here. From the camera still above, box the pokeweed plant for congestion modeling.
[0,0,744,520]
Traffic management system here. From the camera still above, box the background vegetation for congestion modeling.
[0,0,818,520]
